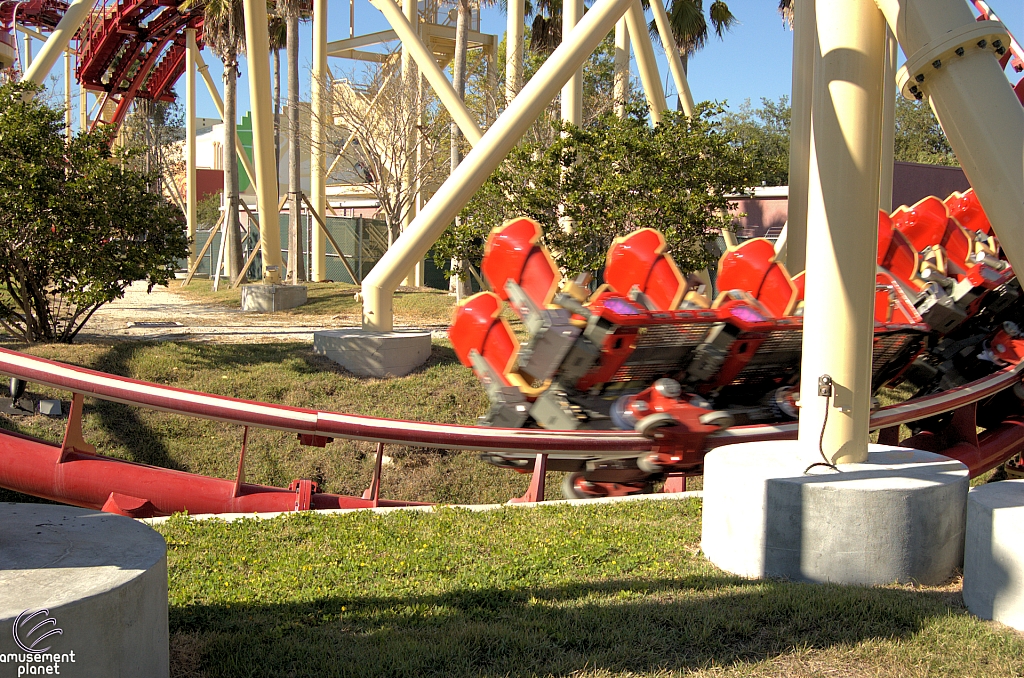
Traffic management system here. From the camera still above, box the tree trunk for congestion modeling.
[273,47,281,176]
[287,10,305,283]
[448,0,471,298]
[224,48,243,281]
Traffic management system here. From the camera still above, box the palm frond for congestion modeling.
[707,0,735,38]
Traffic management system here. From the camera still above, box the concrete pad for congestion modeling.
[241,284,307,312]
[313,329,432,377]
[0,504,169,677]
[701,442,968,585]
[963,479,1024,631]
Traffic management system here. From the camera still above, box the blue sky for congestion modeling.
[29,0,1024,127]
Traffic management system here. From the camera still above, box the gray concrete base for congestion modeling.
[701,442,968,585]
[313,329,432,377]
[241,283,307,312]
[963,479,1024,630]
[0,504,169,677]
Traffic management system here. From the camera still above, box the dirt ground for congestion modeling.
[80,281,448,343]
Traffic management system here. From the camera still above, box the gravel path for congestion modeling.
[79,281,447,343]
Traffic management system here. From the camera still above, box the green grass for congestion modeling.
[0,339,539,505]
[170,280,457,325]
[159,500,1024,678]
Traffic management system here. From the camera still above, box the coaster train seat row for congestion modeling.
[449,188,1024,498]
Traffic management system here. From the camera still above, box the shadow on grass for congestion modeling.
[171,575,961,677]
[92,343,183,470]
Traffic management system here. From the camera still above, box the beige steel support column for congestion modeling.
[370,0,482,147]
[20,0,91,86]
[191,44,258,191]
[878,26,897,211]
[310,0,328,281]
[185,29,198,268]
[241,0,284,279]
[613,18,629,117]
[873,0,1024,272]
[624,0,667,124]
[506,0,524,104]
[649,0,693,116]
[798,0,886,465]
[78,52,87,132]
[785,0,816,274]
[562,0,583,125]
[23,34,31,68]
[63,49,71,139]
[361,0,635,330]
[400,0,419,286]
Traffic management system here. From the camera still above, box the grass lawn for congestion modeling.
[159,499,1024,678]
[0,339,539,505]
[170,279,458,325]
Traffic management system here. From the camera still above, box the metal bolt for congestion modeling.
[915,73,926,83]
[996,46,1007,56]
[993,39,1003,49]
[909,85,919,94]
[955,47,965,56]
[978,39,987,48]
[914,92,924,100]
[932,59,942,69]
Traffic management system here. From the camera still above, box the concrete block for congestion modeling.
[313,329,432,377]
[701,441,968,585]
[241,284,307,312]
[0,504,169,677]
[38,399,61,417]
[963,479,1024,630]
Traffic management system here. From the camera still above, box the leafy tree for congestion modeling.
[894,96,957,166]
[720,96,790,186]
[436,103,755,278]
[0,82,188,343]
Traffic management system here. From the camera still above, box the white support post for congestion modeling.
[613,18,629,118]
[311,0,328,282]
[624,0,668,123]
[506,0,525,105]
[20,0,92,87]
[241,0,284,279]
[361,0,636,330]
[79,55,87,132]
[561,0,583,126]
[186,29,198,269]
[401,0,418,287]
[63,49,71,139]
[784,0,816,275]
[370,0,482,147]
[649,0,693,116]
[798,0,886,465]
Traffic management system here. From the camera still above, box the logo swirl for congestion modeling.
[12,609,62,653]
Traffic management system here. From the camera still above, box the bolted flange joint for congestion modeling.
[896,20,1010,101]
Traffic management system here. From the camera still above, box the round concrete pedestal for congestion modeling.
[0,504,168,677]
[701,442,968,585]
[963,479,1024,631]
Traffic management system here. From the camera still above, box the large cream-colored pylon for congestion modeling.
[20,0,91,87]
[400,0,419,286]
[361,0,637,330]
[311,0,328,282]
[613,18,629,118]
[784,0,816,275]
[649,0,693,116]
[797,0,886,465]
[873,0,1024,273]
[878,26,897,211]
[186,29,198,268]
[562,0,583,126]
[506,0,525,104]
[241,0,284,279]
[624,0,667,123]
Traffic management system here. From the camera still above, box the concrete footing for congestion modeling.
[0,504,169,677]
[701,442,968,585]
[241,284,308,312]
[313,329,432,377]
[963,479,1024,631]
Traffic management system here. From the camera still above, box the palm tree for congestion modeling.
[182,0,246,281]
[276,0,311,283]
[649,0,736,76]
